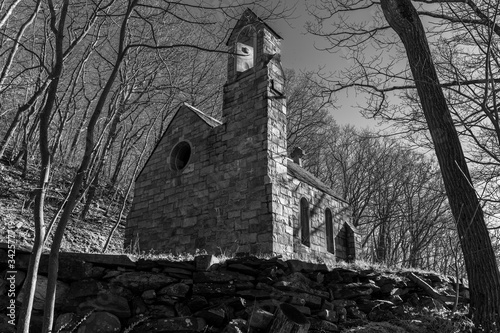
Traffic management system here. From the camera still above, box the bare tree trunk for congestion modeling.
[16,188,46,333]
[41,2,136,331]
[380,0,500,330]
[0,1,40,90]
[0,82,47,160]
[0,0,23,30]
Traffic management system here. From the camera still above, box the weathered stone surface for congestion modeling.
[194,271,254,283]
[332,282,376,299]
[309,317,338,332]
[68,279,105,299]
[294,305,311,315]
[192,282,236,295]
[368,308,396,322]
[221,318,248,333]
[331,299,356,308]
[110,272,177,292]
[156,295,177,306]
[131,296,148,316]
[390,295,403,304]
[157,260,196,271]
[247,307,274,330]
[318,309,338,323]
[141,316,207,332]
[196,305,229,327]
[16,275,69,310]
[78,292,131,319]
[102,270,121,279]
[236,289,273,299]
[310,271,325,284]
[175,302,192,317]
[162,267,194,278]
[77,311,121,333]
[141,289,156,300]
[54,313,79,333]
[288,292,322,309]
[234,281,254,290]
[334,269,359,283]
[273,272,329,298]
[158,282,190,297]
[347,306,366,319]
[187,295,209,312]
[226,263,257,276]
[148,304,176,318]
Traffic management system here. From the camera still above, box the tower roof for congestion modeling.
[226,8,283,46]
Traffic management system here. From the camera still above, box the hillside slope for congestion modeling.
[0,163,124,253]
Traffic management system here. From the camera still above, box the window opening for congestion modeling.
[300,198,310,246]
[170,141,191,171]
[235,25,256,73]
[325,208,334,253]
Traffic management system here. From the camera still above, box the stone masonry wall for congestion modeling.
[125,106,222,253]
[0,247,470,333]
[273,174,358,263]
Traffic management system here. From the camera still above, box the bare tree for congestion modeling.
[0,2,292,332]
[308,0,500,329]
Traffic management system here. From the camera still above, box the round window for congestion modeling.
[170,141,191,171]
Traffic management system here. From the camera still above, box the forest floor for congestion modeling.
[0,162,125,253]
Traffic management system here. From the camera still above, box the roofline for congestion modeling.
[183,102,222,127]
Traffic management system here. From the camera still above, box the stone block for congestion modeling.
[76,311,121,333]
[78,292,131,319]
[17,275,69,310]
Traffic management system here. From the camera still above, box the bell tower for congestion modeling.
[216,9,288,254]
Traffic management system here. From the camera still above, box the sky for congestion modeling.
[262,2,382,129]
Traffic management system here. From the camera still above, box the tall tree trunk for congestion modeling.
[41,2,136,331]
[0,0,40,89]
[15,179,46,333]
[380,0,500,330]
[0,0,22,30]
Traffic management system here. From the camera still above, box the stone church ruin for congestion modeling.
[125,9,359,261]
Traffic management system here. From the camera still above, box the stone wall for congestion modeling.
[1,248,469,333]
[275,175,360,263]
[125,105,224,253]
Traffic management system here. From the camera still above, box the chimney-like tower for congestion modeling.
[291,147,305,167]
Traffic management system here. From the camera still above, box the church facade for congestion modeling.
[125,9,359,261]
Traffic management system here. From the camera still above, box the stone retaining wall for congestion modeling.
[0,248,469,333]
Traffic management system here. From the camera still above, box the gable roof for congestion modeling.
[287,159,347,204]
[226,8,283,46]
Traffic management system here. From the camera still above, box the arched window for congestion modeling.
[235,25,256,73]
[300,198,310,246]
[325,208,334,253]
